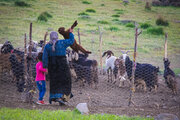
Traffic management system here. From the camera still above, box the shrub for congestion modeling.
[78,12,90,19]
[112,19,119,22]
[109,26,119,31]
[14,1,31,7]
[147,27,164,35]
[42,11,52,18]
[111,14,120,17]
[126,23,135,28]
[97,20,109,24]
[156,16,169,26]
[140,23,151,29]
[101,4,105,6]
[114,9,125,14]
[82,1,91,4]
[37,12,52,22]
[86,9,96,13]
[37,15,48,22]
[145,2,151,10]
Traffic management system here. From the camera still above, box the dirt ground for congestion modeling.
[0,73,180,118]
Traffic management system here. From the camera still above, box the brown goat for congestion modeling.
[58,20,91,54]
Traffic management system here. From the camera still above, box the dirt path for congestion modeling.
[0,74,180,118]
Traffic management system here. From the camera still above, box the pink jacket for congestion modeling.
[36,61,47,81]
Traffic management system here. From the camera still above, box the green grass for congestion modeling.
[97,20,109,24]
[0,108,154,120]
[174,68,180,76]
[147,27,164,35]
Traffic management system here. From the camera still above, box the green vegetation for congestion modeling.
[97,20,109,24]
[101,3,105,6]
[14,1,31,7]
[0,108,153,120]
[37,12,52,22]
[126,23,135,28]
[86,8,96,13]
[147,27,164,35]
[82,1,92,4]
[111,14,120,17]
[140,23,151,29]
[114,9,125,14]
[174,68,180,75]
[156,16,169,26]
[0,0,179,73]
[109,26,119,31]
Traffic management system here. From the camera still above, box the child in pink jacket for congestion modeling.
[36,52,48,105]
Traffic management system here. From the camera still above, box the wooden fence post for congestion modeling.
[99,26,103,74]
[41,32,48,52]
[128,25,142,106]
[78,28,81,45]
[24,22,34,103]
[164,33,168,59]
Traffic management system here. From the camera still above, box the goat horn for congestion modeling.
[126,50,130,54]
[102,51,107,57]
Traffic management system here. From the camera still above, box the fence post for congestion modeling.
[98,26,103,74]
[41,32,48,52]
[78,28,81,45]
[24,23,34,103]
[164,33,168,59]
[128,25,142,106]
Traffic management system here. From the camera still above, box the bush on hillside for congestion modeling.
[78,12,90,19]
[147,27,164,35]
[97,20,109,24]
[82,1,92,4]
[37,12,52,22]
[111,14,120,17]
[101,4,105,6]
[126,23,135,28]
[156,16,169,26]
[109,26,119,31]
[86,9,96,13]
[14,1,31,7]
[140,23,151,29]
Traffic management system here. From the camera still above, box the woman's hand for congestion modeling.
[69,28,73,33]
[45,68,48,74]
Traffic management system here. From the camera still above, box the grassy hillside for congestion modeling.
[0,107,153,120]
[0,0,180,71]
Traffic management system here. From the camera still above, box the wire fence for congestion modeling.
[0,23,180,117]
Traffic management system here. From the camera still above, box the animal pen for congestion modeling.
[0,23,180,117]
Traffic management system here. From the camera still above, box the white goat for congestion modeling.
[102,50,117,83]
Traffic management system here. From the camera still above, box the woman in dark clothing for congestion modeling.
[42,29,74,105]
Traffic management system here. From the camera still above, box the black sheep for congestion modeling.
[163,58,177,94]
[67,51,98,88]
[125,56,159,92]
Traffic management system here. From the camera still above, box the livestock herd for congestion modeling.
[0,39,178,96]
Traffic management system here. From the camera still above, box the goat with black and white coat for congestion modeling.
[125,56,159,92]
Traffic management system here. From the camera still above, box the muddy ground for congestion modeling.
[0,73,180,118]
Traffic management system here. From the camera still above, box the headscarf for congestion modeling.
[49,31,58,52]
